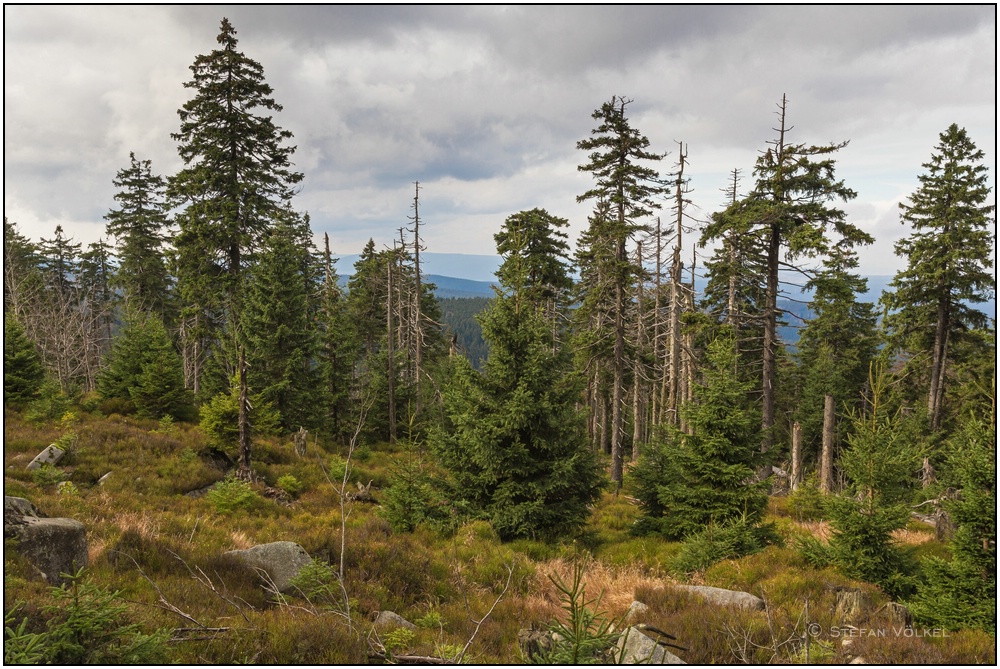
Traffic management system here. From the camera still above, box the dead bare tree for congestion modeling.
[315,388,377,628]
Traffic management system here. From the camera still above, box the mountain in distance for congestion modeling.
[335,252,501,283]
[333,252,995,320]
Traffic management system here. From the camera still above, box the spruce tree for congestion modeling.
[169,17,303,475]
[881,124,996,432]
[98,309,190,419]
[38,225,82,305]
[347,239,388,360]
[104,152,172,318]
[734,95,870,455]
[434,210,604,541]
[4,317,45,407]
[631,330,767,540]
[795,243,879,462]
[78,239,117,392]
[821,365,922,599]
[240,211,321,432]
[577,97,668,486]
[3,218,44,322]
[316,233,356,441]
[908,417,996,632]
[169,17,302,290]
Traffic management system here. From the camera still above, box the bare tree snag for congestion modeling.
[410,181,423,417]
[237,346,252,479]
[820,394,835,493]
[386,253,397,443]
[790,421,802,492]
[667,144,687,427]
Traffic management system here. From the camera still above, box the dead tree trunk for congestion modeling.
[386,256,397,443]
[237,346,252,479]
[790,421,802,492]
[651,217,664,426]
[921,457,936,488]
[411,181,423,417]
[667,145,687,427]
[632,241,645,458]
[820,394,835,493]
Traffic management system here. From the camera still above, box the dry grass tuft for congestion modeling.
[228,530,255,550]
[111,510,162,540]
[891,526,934,545]
[795,519,832,541]
[524,557,671,621]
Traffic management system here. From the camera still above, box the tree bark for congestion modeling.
[820,394,835,493]
[632,241,644,458]
[927,293,949,431]
[412,181,423,417]
[790,421,802,492]
[761,223,779,461]
[667,147,686,427]
[611,248,625,487]
[237,346,252,478]
[386,256,397,443]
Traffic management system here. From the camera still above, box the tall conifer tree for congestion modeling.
[169,17,303,476]
[731,95,869,456]
[577,97,668,487]
[104,152,172,318]
[795,243,879,461]
[434,210,604,540]
[881,124,996,432]
[240,211,321,432]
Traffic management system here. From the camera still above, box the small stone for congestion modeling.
[223,541,312,593]
[97,472,112,485]
[26,445,65,471]
[375,610,416,630]
[627,600,650,622]
[670,585,765,611]
[617,626,685,664]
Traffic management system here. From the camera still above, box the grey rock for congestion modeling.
[671,584,765,611]
[4,496,43,533]
[4,496,87,585]
[223,541,311,593]
[26,444,65,471]
[627,600,650,622]
[617,626,686,664]
[375,610,417,630]
[97,472,112,485]
[849,657,867,665]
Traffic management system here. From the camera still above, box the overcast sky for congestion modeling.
[4,5,996,277]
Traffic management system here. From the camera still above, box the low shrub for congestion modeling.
[287,558,339,605]
[31,464,66,487]
[670,519,781,577]
[275,474,304,498]
[206,476,260,514]
[788,474,826,521]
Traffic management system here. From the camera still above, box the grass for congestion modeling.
[3,407,994,664]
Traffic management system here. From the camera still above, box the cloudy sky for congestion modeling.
[4,5,995,278]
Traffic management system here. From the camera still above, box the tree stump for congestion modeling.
[293,427,307,458]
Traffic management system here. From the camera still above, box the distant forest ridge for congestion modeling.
[336,255,996,319]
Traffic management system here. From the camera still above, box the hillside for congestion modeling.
[4,409,994,664]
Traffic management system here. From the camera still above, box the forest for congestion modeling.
[4,18,995,664]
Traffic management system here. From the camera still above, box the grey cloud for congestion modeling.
[4,5,995,276]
